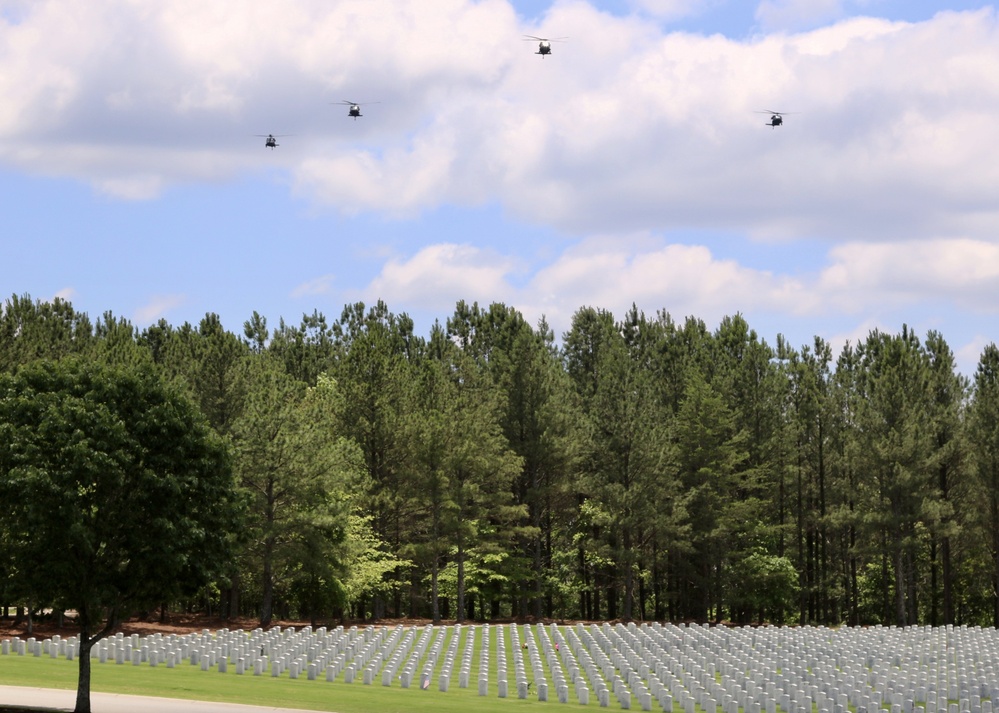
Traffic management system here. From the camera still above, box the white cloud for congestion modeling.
[358,237,810,338]
[133,294,186,325]
[1,1,998,245]
[53,287,76,302]
[958,335,995,379]
[357,234,999,352]
[755,0,845,32]
[95,174,165,201]
[519,236,811,329]
[294,6,999,244]
[357,243,522,313]
[627,0,712,21]
[824,316,888,360]
[819,239,999,312]
[291,274,336,299]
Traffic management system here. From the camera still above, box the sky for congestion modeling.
[2,0,998,376]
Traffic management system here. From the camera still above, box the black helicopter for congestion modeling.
[523,35,567,57]
[756,110,799,128]
[254,134,291,149]
[335,100,379,119]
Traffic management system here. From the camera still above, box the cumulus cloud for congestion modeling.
[291,274,337,299]
[823,316,888,360]
[627,0,713,21]
[356,237,810,337]
[133,294,186,325]
[355,233,999,349]
[518,236,811,328]
[754,0,845,32]
[958,334,995,378]
[818,239,999,312]
[355,244,522,313]
[1,1,998,247]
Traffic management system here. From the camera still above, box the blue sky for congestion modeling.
[2,0,998,376]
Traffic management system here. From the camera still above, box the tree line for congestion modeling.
[3,292,999,629]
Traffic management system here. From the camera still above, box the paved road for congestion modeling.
[0,685,334,713]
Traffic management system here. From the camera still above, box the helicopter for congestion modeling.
[756,110,799,128]
[334,100,379,119]
[523,35,567,57]
[253,134,291,149]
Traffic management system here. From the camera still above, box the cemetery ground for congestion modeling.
[4,613,999,713]
[0,614,561,713]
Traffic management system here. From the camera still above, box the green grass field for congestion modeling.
[0,625,588,713]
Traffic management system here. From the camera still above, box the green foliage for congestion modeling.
[0,357,238,621]
[404,323,524,621]
[340,513,413,610]
[0,356,241,712]
[230,357,365,626]
[5,293,999,629]
[0,293,95,370]
[729,550,799,622]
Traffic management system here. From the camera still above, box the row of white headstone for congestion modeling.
[4,623,999,711]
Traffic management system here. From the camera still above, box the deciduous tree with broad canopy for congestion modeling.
[0,358,240,713]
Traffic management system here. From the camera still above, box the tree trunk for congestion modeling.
[532,465,544,620]
[456,545,466,624]
[993,491,999,628]
[75,631,93,713]
[229,576,240,621]
[638,564,647,621]
[894,545,906,626]
[431,556,440,623]
[261,476,276,628]
[261,537,275,627]
[796,455,806,624]
[622,529,633,621]
[929,538,939,626]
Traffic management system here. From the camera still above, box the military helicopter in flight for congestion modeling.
[253,134,291,149]
[523,35,567,57]
[756,110,799,128]
[334,100,379,119]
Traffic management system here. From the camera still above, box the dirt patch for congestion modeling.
[0,613,305,641]
[1,612,602,642]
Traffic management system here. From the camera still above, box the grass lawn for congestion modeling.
[0,625,588,713]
